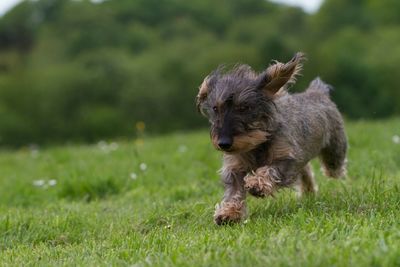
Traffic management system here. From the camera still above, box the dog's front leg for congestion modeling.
[244,160,299,198]
[214,169,247,225]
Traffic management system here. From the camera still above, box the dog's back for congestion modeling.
[274,78,347,178]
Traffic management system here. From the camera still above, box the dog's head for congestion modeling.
[196,52,304,153]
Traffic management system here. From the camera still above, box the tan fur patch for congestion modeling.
[211,133,219,150]
[231,130,269,152]
[220,153,251,175]
[214,201,246,225]
[196,76,210,114]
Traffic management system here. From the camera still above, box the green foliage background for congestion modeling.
[0,0,399,146]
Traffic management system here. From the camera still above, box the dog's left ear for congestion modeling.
[257,52,305,98]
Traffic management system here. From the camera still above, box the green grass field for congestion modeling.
[1,119,400,266]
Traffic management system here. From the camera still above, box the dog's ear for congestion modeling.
[196,75,211,115]
[257,52,305,98]
[196,69,220,115]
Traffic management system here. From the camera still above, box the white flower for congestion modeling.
[130,172,138,180]
[109,142,119,151]
[30,149,39,158]
[33,180,45,187]
[97,140,107,148]
[48,179,57,186]
[97,140,109,152]
[97,141,119,153]
[392,135,400,144]
[178,145,187,153]
[29,144,40,158]
[139,163,147,171]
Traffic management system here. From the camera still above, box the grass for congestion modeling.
[1,119,400,266]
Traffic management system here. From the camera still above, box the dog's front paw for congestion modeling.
[244,168,278,197]
[214,201,246,225]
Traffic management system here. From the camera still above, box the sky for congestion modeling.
[270,0,323,12]
[0,0,21,16]
[0,0,324,16]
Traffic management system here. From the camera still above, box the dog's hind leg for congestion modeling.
[320,127,347,178]
[294,163,318,196]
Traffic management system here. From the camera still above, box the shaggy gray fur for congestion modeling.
[197,53,347,225]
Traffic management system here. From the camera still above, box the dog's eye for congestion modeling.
[237,105,250,113]
[212,106,218,113]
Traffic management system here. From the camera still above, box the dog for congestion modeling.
[196,52,347,225]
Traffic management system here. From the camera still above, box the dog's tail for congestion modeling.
[307,77,332,95]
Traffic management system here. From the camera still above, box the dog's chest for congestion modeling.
[240,143,271,172]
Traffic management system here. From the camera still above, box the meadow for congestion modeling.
[0,119,400,266]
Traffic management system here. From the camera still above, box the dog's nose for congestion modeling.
[218,137,233,150]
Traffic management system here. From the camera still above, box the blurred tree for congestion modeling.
[0,1,38,52]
